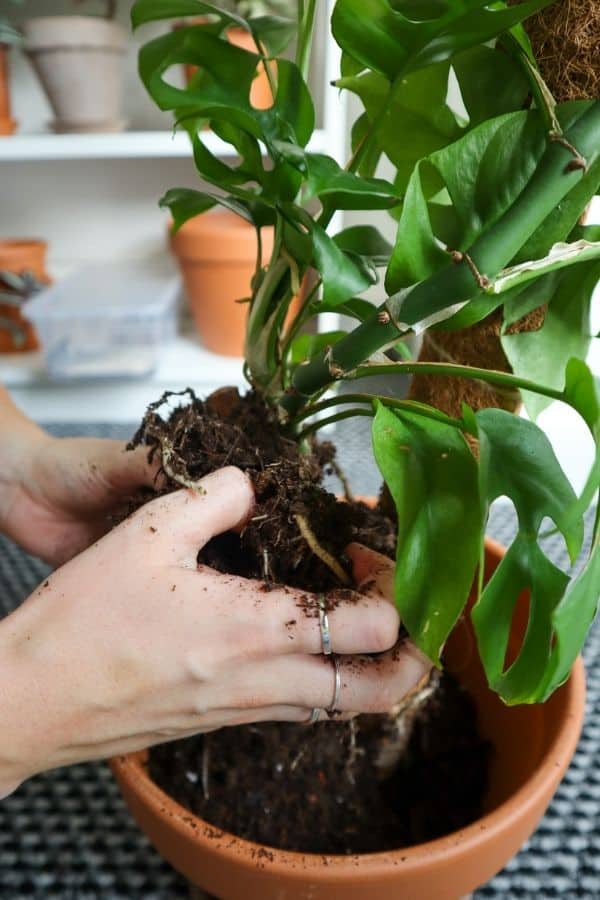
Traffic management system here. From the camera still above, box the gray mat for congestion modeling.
[0,422,597,899]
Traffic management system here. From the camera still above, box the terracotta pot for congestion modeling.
[111,538,585,899]
[0,239,50,353]
[170,211,274,357]
[182,24,273,110]
[23,16,128,133]
[0,45,16,135]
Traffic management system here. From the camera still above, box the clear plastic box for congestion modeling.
[25,263,179,380]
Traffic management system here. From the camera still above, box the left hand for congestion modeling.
[0,425,157,565]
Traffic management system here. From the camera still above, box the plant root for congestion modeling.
[374,668,442,779]
[294,514,352,586]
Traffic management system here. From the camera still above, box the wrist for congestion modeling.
[0,605,59,795]
[0,617,35,795]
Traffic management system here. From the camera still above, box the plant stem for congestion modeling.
[281,101,600,416]
[346,363,564,404]
[297,407,372,440]
[296,0,317,81]
[291,391,461,429]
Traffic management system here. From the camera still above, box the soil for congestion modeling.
[129,387,489,855]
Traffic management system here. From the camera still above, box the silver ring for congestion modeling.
[328,655,341,713]
[318,595,332,655]
[306,707,321,725]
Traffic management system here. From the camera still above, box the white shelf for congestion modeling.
[0,128,330,162]
[1,333,247,422]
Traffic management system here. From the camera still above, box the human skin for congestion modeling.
[0,390,430,799]
[0,386,158,565]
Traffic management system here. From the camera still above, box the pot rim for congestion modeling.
[0,239,47,249]
[23,16,128,51]
[111,535,586,880]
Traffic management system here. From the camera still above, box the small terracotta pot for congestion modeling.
[170,211,274,357]
[23,16,128,133]
[112,538,585,899]
[182,24,273,110]
[0,239,50,352]
[0,45,16,135]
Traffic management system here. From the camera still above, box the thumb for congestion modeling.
[140,466,255,566]
[345,542,395,600]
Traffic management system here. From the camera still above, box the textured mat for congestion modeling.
[0,422,597,899]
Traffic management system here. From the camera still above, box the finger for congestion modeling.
[178,568,400,657]
[74,438,159,497]
[345,542,395,598]
[209,648,431,714]
[192,704,355,730]
[134,467,255,564]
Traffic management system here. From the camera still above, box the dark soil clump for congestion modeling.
[131,388,489,855]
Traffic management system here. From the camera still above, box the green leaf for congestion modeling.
[160,188,217,229]
[472,535,570,704]
[332,0,555,82]
[333,226,393,266]
[311,224,374,307]
[513,101,599,263]
[386,109,548,292]
[372,402,482,663]
[470,408,587,704]
[501,260,600,420]
[339,63,461,196]
[540,533,600,699]
[249,15,297,57]
[451,44,529,128]
[132,0,244,30]
[290,331,348,365]
[272,145,399,210]
[563,358,600,439]
[476,409,583,561]
[160,187,274,230]
[386,161,452,288]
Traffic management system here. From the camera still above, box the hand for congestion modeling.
[0,421,156,565]
[0,467,430,797]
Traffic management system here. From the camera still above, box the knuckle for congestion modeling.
[365,605,400,652]
[184,649,217,684]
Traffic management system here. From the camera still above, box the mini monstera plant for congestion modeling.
[131,0,599,705]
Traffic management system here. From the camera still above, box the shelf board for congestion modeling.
[0,332,245,389]
[0,128,329,162]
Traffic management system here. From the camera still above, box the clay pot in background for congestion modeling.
[170,211,275,357]
[183,25,273,110]
[0,45,16,135]
[112,538,585,900]
[23,17,128,133]
[0,239,50,352]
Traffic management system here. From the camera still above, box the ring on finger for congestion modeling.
[306,707,322,725]
[318,595,332,655]
[328,655,342,713]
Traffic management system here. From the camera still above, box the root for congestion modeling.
[294,514,352,586]
[374,668,441,779]
[201,735,211,801]
[328,457,355,503]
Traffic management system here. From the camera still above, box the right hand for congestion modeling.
[0,467,430,797]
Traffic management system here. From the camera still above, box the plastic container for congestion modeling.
[25,264,178,380]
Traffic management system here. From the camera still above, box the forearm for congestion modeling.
[0,387,49,534]
[0,605,46,798]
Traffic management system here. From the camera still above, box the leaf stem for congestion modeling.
[291,391,461,431]
[297,407,372,440]
[296,0,317,81]
[347,362,564,404]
